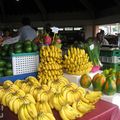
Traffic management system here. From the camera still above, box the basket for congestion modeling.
[100,56,120,63]
[100,49,120,57]
[12,52,39,75]
[102,63,120,71]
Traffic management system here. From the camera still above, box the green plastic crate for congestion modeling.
[102,63,120,71]
[100,49,120,57]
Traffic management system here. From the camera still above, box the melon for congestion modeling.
[80,74,91,88]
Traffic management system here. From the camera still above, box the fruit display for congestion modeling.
[63,47,93,75]
[80,68,120,95]
[0,76,102,120]
[80,74,92,88]
[37,45,63,84]
[0,40,38,57]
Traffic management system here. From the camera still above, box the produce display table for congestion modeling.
[3,100,120,120]
[64,71,120,108]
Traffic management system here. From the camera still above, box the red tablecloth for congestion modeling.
[3,100,120,120]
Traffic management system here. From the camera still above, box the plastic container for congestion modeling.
[102,63,120,71]
[12,52,39,75]
[100,56,120,63]
[100,49,120,57]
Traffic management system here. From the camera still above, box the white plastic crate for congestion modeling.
[12,52,39,75]
[100,56,120,63]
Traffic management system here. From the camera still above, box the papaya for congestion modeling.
[80,74,91,88]
[103,75,116,95]
[92,73,106,91]
[116,72,120,92]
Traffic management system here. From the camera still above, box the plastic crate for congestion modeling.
[12,52,39,75]
[100,49,120,57]
[100,56,120,63]
[102,63,120,71]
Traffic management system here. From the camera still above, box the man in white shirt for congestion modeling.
[19,17,37,41]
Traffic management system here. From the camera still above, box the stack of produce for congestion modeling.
[37,45,63,84]
[0,40,38,57]
[0,76,102,120]
[63,47,93,75]
[0,59,13,77]
[80,68,120,95]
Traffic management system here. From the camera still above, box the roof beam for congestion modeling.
[0,0,5,22]
[34,0,47,20]
[79,0,95,18]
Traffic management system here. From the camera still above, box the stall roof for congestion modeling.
[0,0,119,23]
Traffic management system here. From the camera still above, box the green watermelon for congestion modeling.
[32,43,38,52]
[0,72,4,77]
[4,69,13,76]
[6,62,12,69]
[103,76,116,95]
[0,60,6,67]
[92,73,106,91]
[14,42,22,49]
[80,74,91,88]
[24,45,32,53]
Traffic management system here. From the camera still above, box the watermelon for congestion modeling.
[80,74,91,88]
[92,73,106,91]
[103,76,116,95]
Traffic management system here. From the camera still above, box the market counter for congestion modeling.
[3,100,120,120]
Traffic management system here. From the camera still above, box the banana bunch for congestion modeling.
[62,83,86,105]
[0,86,5,102]
[3,80,13,88]
[37,45,63,84]
[28,84,53,102]
[18,102,37,120]
[25,76,40,86]
[59,104,82,120]
[63,47,93,75]
[72,100,95,114]
[85,91,102,104]
[51,92,67,111]
[40,45,62,58]
[36,101,53,114]
[47,76,70,93]
[34,112,55,120]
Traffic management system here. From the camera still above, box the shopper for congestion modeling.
[19,17,37,41]
[95,31,109,46]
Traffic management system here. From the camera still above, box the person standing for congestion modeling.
[19,17,37,41]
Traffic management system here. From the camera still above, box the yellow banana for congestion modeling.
[26,102,37,118]
[23,104,33,120]
[11,98,19,114]
[25,94,36,104]
[59,106,69,120]
[18,105,28,120]
[46,113,55,120]
[8,95,18,112]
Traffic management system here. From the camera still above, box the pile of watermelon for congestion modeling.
[0,59,13,77]
[0,40,38,58]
